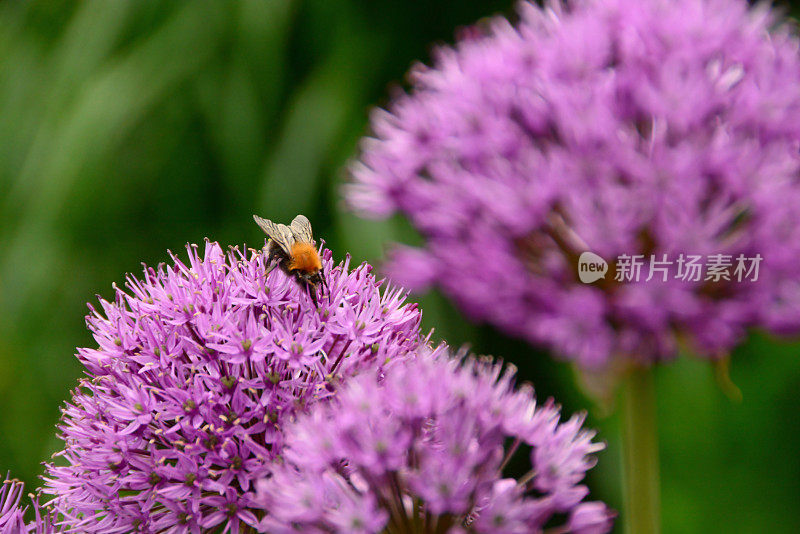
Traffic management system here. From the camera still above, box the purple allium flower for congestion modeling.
[0,477,29,533]
[0,476,59,534]
[347,0,800,369]
[43,241,425,532]
[256,349,614,533]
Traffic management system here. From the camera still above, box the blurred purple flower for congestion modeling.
[347,0,800,369]
[43,241,425,532]
[256,349,614,533]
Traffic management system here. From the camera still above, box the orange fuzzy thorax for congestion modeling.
[288,242,322,273]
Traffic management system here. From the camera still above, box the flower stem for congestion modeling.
[621,365,660,534]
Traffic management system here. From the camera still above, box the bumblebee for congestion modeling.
[253,214,326,303]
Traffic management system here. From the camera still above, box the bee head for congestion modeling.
[296,270,327,307]
[298,270,326,292]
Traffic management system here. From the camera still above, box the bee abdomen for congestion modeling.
[288,242,322,273]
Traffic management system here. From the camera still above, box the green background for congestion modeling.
[0,1,798,532]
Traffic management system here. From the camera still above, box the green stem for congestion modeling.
[621,365,661,534]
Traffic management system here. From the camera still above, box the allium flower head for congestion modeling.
[348,0,800,368]
[257,349,614,533]
[44,241,424,532]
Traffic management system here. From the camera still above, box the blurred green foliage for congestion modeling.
[0,1,798,532]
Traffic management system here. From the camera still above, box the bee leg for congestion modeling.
[265,261,278,276]
[308,282,319,308]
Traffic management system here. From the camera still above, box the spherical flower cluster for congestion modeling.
[43,241,425,532]
[257,349,614,533]
[347,0,800,368]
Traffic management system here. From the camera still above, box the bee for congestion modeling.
[253,214,327,304]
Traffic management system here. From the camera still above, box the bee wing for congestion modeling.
[253,214,295,255]
[289,214,315,244]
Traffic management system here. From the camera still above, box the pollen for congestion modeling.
[288,242,322,273]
